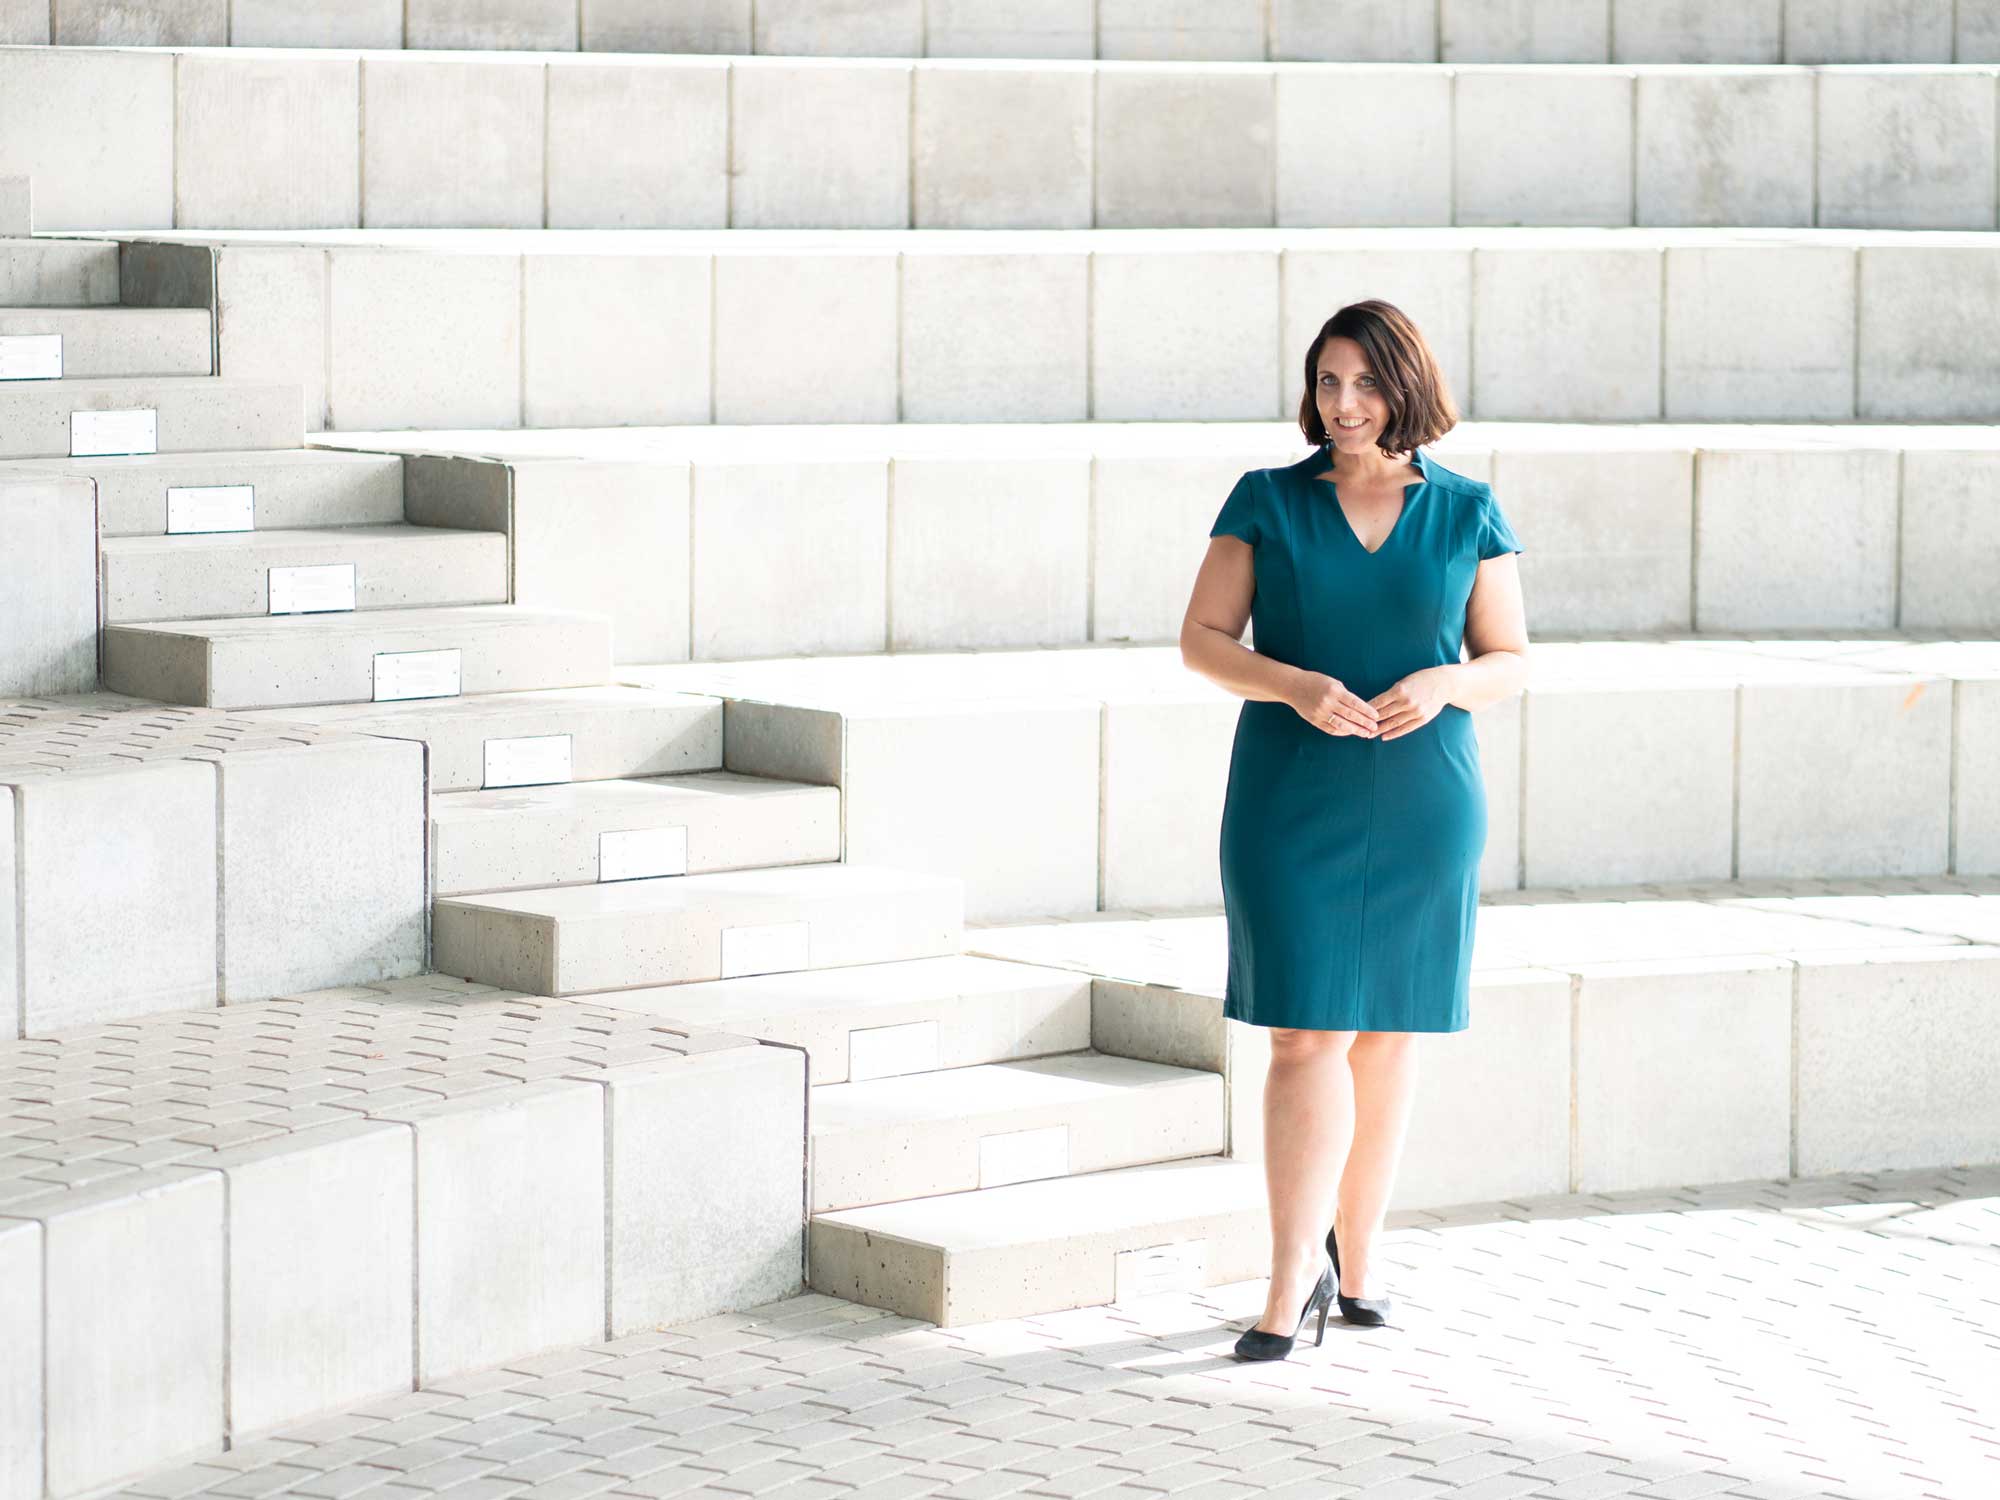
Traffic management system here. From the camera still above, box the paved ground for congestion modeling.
[118,1165,1998,1500]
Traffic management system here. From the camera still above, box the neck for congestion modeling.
[1326,440,1415,484]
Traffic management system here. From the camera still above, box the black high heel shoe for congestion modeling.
[1327,1218,1392,1327]
[1233,1253,1335,1362]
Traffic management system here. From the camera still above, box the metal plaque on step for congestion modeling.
[1114,1240,1211,1302]
[166,484,255,534]
[720,920,809,979]
[847,1019,940,1081]
[482,733,572,788]
[70,407,157,457]
[268,563,356,616]
[372,647,462,702]
[0,333,61,380]
[599,826,688,883]
[978,1125,1070,1189]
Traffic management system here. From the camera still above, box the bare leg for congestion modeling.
[1334,1030,1419,1299]
[1253,1026,1353,1332]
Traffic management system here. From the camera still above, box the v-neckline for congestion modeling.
[1309,446,1427,557]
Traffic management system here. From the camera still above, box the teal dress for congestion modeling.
[1209,442,1524,1033]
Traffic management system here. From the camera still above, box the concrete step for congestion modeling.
[592,953,1093,1085]
[237,684,722,792]
[0,237,117,305]
[429,770,840,896]
[809,1051,1225,1213]
[0,447,406,536]
[99,524,508,624]
[101,604,612,710]
[0,305,210,377]
[808,1157,1268,1327]
[432,862,964,996]
[0,376,299,459]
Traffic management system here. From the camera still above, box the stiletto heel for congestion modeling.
[1328,1216,1393,1328]
[1233,1254,1335,1362]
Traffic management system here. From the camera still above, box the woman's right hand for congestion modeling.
[1288,671,1380,738]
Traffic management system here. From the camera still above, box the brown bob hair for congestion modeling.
[1296,300,1458,455]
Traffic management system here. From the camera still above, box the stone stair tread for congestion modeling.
[812,1051,1215,1129]
[100,522,497,554]
[438,860,947,918]
[106,602,604,640]
[432,769,824,818]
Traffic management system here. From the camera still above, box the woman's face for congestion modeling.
[1315,336,1390,449]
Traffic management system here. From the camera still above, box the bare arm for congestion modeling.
[1446,550,1531,711]
[1178,535,1309,705]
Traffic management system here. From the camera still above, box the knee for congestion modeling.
[1269,1026,1352,1063]
[1348,1030,1418,1066]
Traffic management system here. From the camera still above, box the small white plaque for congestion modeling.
[166,485,255,535]
[268,563,356,615]
[720,920,809,979]
[0,333,61,380]
[1114,1240,1212,1302]
[847,1020,941,1081]
[482,733,572,789]
[373,647,462,703]
[599,826,688,883]
[70,407,157,457]
[978,1125,1070,1189]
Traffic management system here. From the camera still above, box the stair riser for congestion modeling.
[0,240,118,306]
[0,309,210,377]
[71,455,407,537]
[0,382,298,460]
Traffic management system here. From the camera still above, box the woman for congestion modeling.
[1180,300,1530,1362]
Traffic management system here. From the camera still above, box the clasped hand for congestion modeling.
[1290,666,1454,742]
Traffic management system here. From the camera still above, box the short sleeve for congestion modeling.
[1477,487,1524,561]
[1209,471,1261,546]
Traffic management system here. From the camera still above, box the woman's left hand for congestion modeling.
[1368,666,1457,741]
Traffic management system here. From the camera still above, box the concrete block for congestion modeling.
[1790,0,1954,62]
[0,1,47,41]
[1092,250,1278,419]
[900,252,1088,420]
[1096,67,1273,227]
[1961,3,2000,61]
[0,474,95,698]
[1521,684,1734,886]
[399,452,509,533]
[69,448,404,537]
[432,862,963,994]
[1636,68,1812,227]
[1694,448,1897,628]
[0,376,300,461]
[0,238,117,305]
[328,249,519,430]
[175,54,359,229]
[1573,958,1791,1193]
[523,256,710,424]
[690,459,887,657]
[1663,246,1854,418]
[614,954,1093,1085]
[360,57,545,229]
[0,785,12,1038]
[1796,947,2000,1174]
[56,0,223,41]
[927,0,1093,57]
[1957,676,2000,875]
[1471,248,1661,418]
[16,1169,223,1496]
[0,174,29,234]
[5,761,218,1035]
[547,60,728,229]
[1484,446,1690,632]
[1456,67,1632,224]
[1857,247,2000,420]
[713,253,898,422]
[888,454,1089,650]
[101,605,612,710]
[1100,696,1238,908]
[1280,247,1472,422]
[1271,0,1438,60]
[0,49,172,230]
[608,1045,804,1332]
[582,0,749,51]
[0,306,209,378]
[1277,66,1451,226]
[212,1120,413,1438]
[510,459,691,663]
[374,1083,604,1383]
[230,0,402,46]
[1440,0,1607,61]
[430,771,839,895]
[913,64,1092,228]
[406,0,577,48]
[1475,693,1522,892]
[1612,0,1781,62]
[1818,69,1996,230]
[730,61,911,228]
[1102,0,1265,59]
[213,244,329,432]
[0,1217,39,1499]
[753,0,922,56]
[1901,448,2000,629]
[1738,674,1952,877]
